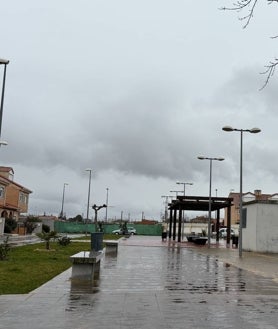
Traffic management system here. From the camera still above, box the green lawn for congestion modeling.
[0,235,119,295]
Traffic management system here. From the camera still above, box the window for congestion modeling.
[0,186,5,198]
[19,192,28,204]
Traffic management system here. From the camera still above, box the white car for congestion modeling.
[112,227,137,235]
[218,228,236,238]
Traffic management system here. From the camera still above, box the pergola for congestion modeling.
[168,195,233,245]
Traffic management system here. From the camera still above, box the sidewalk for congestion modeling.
[0,235,278,329]
[121,235,278,282]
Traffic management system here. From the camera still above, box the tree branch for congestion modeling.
[221,0,259,28]
[260,58,278,90]
[221,0,278,88]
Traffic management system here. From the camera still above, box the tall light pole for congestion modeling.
[105,187,109,222]
[198,156,225,248]
[222,126,261,257]
[85,168,93,222]
[0,58,9,139]
[170,190,183,197]
[176,181,193,195]
[161,195,173,222]
[60,183,68,219]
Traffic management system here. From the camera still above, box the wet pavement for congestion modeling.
[1,235,278,328]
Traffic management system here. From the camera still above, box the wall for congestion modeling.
[54,221,162,236]
[244,202,278,253]
[242,204,258,251]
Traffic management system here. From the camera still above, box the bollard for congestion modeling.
[91,232,103,252]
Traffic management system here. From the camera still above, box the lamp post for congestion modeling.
[198,156,225,248]
[176,181,193,195]
[222,126,261,257]
[170,190,183,197]
[85,169,93,223]
[161,195,173,222]
[60,183,68,219]
[105,188,109,222]
[0,58,9,139]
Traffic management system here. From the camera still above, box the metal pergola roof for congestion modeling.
[169,195,233,212]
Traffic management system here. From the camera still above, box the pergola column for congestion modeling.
[226,205,231,247]
[178,205,182,242]
[173,209,177,240]
[169,209,173,238]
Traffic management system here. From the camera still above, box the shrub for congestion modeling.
[4,218,17,233]
[42,224,50,233]
[0,236,10,260]
[36,231,59,250]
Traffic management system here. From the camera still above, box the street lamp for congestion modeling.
[85,168,93,222]
[176,181,193,195]
[60,183,68,219]
[105,188,109,222]
[222,125,261,257]
[0,58,9,139]
[198,156,225,248]
[170,190,183,197]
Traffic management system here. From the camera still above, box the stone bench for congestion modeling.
[70,250,104,281]
[103,240,119,254]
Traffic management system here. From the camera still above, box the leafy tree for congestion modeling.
[221,0,278,88]
[4,218,17,233]
[36,231,59,250]
[24,216,41,234]
[68,214,83,222]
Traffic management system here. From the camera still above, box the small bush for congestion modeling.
[0,236,10,260]
[4,218,17,233]
[42,224,50,233]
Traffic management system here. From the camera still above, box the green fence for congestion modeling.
[54,221,162,236]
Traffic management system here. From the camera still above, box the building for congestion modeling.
[0,167,32,220]
[242,200,278,253]
[224,190,274,226]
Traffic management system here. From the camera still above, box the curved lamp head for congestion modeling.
[198,156,225,161]
[222,126,234,132]
[250,127,261,134]
[0,58,9,65]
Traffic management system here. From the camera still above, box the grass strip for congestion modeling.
[0,235,118,295]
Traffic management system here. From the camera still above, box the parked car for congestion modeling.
[218,228,236,238]
[112,227,137,235]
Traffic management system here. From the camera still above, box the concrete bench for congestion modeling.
[70,250,104,281]
[103,240,119,254]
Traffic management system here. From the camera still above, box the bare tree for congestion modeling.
[221,0,278,88]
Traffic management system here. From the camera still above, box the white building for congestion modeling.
[243,200,278,253]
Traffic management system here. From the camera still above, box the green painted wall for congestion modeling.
[54,221,162,236]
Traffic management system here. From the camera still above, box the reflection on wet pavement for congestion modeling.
[65,244,278,328]
[1,238,278,329]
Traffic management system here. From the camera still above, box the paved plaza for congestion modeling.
[1,235,278,329]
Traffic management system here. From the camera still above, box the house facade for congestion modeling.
[0,166,32,220]
[224,190,274,226]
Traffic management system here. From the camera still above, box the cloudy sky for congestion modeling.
[0,1,277,221]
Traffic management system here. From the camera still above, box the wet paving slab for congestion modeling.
[1,236,278,329]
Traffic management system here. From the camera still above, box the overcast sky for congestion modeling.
[0,1,277,221]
